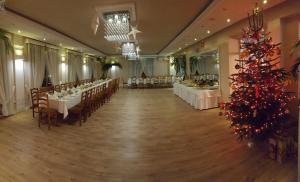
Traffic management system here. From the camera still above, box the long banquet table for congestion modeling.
[173,83,220,110]
[48,79,111,118]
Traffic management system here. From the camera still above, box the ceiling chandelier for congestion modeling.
[0,0,5,11]
[122,42,135,56]
[103,11,130,42]
[121,42,139,60]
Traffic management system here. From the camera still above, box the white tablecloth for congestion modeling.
[173,83,220,110]
[49,80,111,118]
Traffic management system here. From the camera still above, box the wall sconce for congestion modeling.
[61,54,66,62]
[15,49,23,56]
[14,45,23,56]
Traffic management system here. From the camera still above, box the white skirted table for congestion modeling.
[173,83,220,110]
[48,79,111,118]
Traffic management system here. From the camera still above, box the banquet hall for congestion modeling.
[0,0,299,181]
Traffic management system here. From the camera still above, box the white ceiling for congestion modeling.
[160,0,286,55]
[0,0,286,57]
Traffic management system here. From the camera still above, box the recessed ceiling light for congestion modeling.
[43,37,46,41]
[207,30,211,34]
[178,47,182,50]
[59,43,62,46]
[17,30,21,34]
[263,0,267,4]
[194,38,197,41]
[226,18,231,23]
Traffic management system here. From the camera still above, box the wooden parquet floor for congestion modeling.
[0,89,297,182]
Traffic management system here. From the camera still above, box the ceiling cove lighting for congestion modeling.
[103,11,130,42]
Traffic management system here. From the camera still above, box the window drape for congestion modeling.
[25,43,46,88]
[141,58,153,77]
[128,60,142,77]
[0,40,16,116]
[68,52,83,82]
[190,56,219,75]
[46,48,60,85]
[90,57,101,80]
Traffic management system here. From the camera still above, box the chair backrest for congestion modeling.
[54,85,61,92]
[80,91,87,106]
[30,88,39,106]
[61,84,67,91]
[86,89,93,105]
[67,82,73,88]
[37,92,49,112]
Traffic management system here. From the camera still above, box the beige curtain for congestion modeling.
[68,52,83,82]
[25,43,47,88]
[46,48,60,85]
[85,57,92,80]
[88,57,97,80]
[0,40,16,116]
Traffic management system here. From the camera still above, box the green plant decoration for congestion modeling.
[101,57,122,78]
[171,57,179,75]
[290,39,300,78]
[0,30,13,53]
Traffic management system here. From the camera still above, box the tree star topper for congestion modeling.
[128,26,141,40]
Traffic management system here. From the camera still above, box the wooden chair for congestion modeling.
[61,84,67,91]
[68,91,87,126]
[82,89,92,118]
[100,84,106,105]
[95,86,102,109]
[116,78,120,90]
[67,82,74,89]
[91,87,98,112]
[54,85,61,92]
[30,88,39,118]
[37,92,57,130]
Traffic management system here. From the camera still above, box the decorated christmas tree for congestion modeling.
[222,5,294,141]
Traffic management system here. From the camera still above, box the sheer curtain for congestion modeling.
[128,60,142,77]
[0,40,16,116]
[68,52,83,82]
[190,56,219,74]
[90,57,101,80]
[46,48,60,85]
[25,43,46,88]
[141,58,153,77]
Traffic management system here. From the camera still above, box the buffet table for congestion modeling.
[173,83,220,110]
[48,79,111,118]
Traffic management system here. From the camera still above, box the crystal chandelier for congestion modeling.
[0,0,5,11]
[103,11,130,42]
[121,42,139,60]
[121,42,135,56]
[127,52,138,60]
